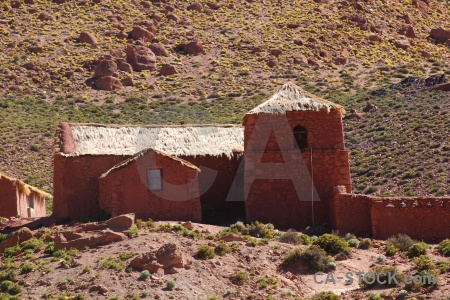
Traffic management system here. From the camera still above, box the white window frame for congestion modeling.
[147,169,162,191]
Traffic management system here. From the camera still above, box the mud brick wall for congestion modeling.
[0,179,19,217]
[244,149,351,229]
[243,110,346,151]
[332,187,450,242]
[53,155,128,220]
[99,151,201,222]
[182,154,244,220]
[16,192,47,218]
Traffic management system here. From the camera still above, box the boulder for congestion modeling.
[363,102,377,112]
[78,31,97,47]
[117,60,133,73]
[159,64,177,76]
[27,45,43,53]
[270,49,282,57]
[266,58,278,68]
[344,112,362,120]
[54,229,127,250]
[94,76,123,91]
[430,28,450,43]
[220,233,246,242]
[431,83,450,91]
[105,213,135,229]
[149,43,169,56]
[181,221,193,230]
[126,45,157,71]
[167,13,180,22]
[38,12,52,21]
[394,39,410,50]
[131,26,154,42]
[94,60,117,77]
[184,40,203,55]
[187,2,203,12]
[369,34,381,42]
[399,25,416,38]
[130,243,185,274]
[0,227,33,253]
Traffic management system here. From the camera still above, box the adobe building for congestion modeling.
[0,172,50,218]
[98,148,202,222]
[53,82,450,240]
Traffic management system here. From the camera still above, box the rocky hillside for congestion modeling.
[1,0,450,209]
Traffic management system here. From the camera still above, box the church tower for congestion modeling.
[242,82,351,229]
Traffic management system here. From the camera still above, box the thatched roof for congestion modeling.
[100,148,200,179]
[58,123,244,158]
[0,172,52,198]
[247,82,345,115]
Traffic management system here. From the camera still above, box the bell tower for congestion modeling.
[242,82,351,229]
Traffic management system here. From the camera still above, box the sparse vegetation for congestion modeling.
[282,245,335,272]
[196,245,215,260]
[231,271,249,286]
[438,239,450,256]
[313,234,350,254]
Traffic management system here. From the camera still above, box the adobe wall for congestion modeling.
[16,192,47,218]
[332,188,450,242]
[244,149,351,229]
[243,110,345,150]
[99,151,201,222]
[181,154,244,221]
[0,179,19,218]
[53,154,128,220]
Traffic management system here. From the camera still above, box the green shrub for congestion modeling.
[119,252,134,261]
[366,292,381,300]
[100,257,123,272]
[247,221,274,239]
[53,248,79,267]
[4,246,20,257]
[214,241,230,256]
[358,238,373,249]
[7,282,21,295]
[0,270,17,282]
[282,245,334,272]
[231,270,249,286]
[20,263,35,274]
[0,233,7,243]
[44,242,55,255]
[385,243,398,256]
[438,238,450,256]
[257,276,277,289]
[313,234,350,254]
[386,234,416,252]
[376,254,386,262]
[413,255,435,272]
[398,290,408,297]
[279,229,301,244]
[166,279,176,290]
[348,239,359,248]
[139,270,151,280]
[0,280,13,291]
[135,218,154,229]
[407,242,428,258]
[436,260,449,273]
[299,234,311,245]
[343,233,356,241]
[196,245,215,260]
[127,225,139,237]
[20,238,43,251]
[360,266,404,288]
[311,291,340,300]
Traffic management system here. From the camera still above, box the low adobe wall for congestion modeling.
[17,192,47,218]
[332,186,450,242]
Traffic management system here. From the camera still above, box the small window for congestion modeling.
[26,195,34,209]
[147,169,162,191]
[294,126,308,149]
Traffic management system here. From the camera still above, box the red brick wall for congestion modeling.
[0,179,19,217]
[181,154,244,221]
[332,188,450,242]
[53,154,128,219]
[99,151,201,222]
[245,149,351,229]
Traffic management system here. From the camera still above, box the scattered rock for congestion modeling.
[266,58,278,68]
[420,50,431,58]
[0,227,33,253]
[149,43,169,56]
[27,45,43,53]
[54,228,126,250]
[94,60,117,78]
[429,28,450,43]
[307,59,320,67]
[363,102,377,112]
[399,25,416,38]
[431,83,450,91]
[181,221,193,230]
[130,243,185,273]
[207,2,222,10]
[95,76,123,91]
[293,55,308,65]
[394,39,410,50]
[184,40,203,55]
[293,38,303,46]
[415,0,428,13]
[187,2,203,12]
[78,31,98,47]
[117,60,133,73]
[121,77,133,86]
[126,44,157,71]
[89,285,109,295]
[167,13,180,22]
[37,11,52,21]
[368,34,381,42]
[105,213,135,229]
[270,49,282,57]
[11,0,22,8]
[131,26,153,42]
[333,56,347,65]
[402,13,414,24]
[220,233,246,242]
[344,112,362,120]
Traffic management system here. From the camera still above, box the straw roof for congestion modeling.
[247,81,345,115]
[100,148,200,179]
[60,124,244,158]
[0,172,52,198]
